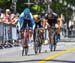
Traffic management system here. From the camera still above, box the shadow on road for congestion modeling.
[28,49,65,56]
[0,59,75,63]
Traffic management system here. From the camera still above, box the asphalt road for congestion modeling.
[0,42,75,63]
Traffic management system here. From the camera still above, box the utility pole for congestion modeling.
[12,0,17,13]
[45,0,52,13]
[28,0,30,8]
[24,0,34,9]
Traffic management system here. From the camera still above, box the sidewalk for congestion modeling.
[60,35,75,42]
[60,37,75,42]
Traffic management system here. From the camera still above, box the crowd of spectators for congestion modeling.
[0,9,19,25]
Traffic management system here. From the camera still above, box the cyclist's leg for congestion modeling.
[34,42,38,54]
[35,46,38,54]
[25,47,28,55]
[54,44,56,51]
[22,47,24,56]
[39,46,41,53]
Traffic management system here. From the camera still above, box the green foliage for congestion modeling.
[31,4,45,14]
[0,0,11,10]
[32,5,40,11]
[50,0,73,22]
[0,0,75,16]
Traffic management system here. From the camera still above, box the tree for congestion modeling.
[0,0,11,10]
[50,0,73,22]
[0,0,75,15]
